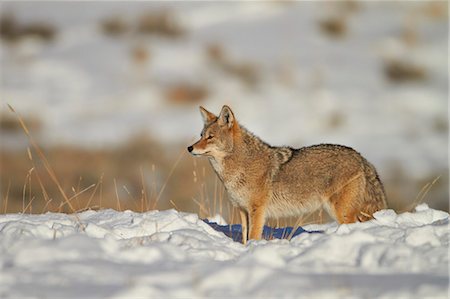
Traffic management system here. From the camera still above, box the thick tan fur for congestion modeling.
[188,106,388,244]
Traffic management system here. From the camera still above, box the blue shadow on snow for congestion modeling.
[203,219,322,243]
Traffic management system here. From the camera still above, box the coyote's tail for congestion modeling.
[359,160,388,221]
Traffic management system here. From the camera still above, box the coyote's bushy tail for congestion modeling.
[359,160,388,221]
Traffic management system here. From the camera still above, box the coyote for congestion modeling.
[188,105,387,243]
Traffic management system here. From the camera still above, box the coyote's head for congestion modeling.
[188,105,237,157]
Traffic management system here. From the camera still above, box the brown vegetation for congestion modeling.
[383,59,427,83]
[0,13,56,42]
[318,16,348,38]
[99,10,185,39]
[137,10,185,38]
[100,15,130,37]
[206,43,260,87]
[165,83,209,105]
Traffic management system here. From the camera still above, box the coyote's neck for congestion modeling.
[237,125,272,154]
[208,125,273,181]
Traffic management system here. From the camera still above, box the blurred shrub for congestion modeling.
[422,2,448,20]
[433,116,448,134]
[137,10,185,38]
[316,1,361,39]
[318,16,348,38]
[130,43,151,65]
[206,43,260,87]
[165,83,209,105]
[100,15,130,37]
[99,9,185,39]
[383,59,427,83]
[0,13,56,42]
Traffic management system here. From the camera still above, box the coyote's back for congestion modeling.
[188,105,387,242]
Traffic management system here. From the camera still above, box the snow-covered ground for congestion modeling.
[0,204,448,298]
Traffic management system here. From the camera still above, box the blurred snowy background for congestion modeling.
[0,1,448,216]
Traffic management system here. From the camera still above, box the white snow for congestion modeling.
[0,204,448,298]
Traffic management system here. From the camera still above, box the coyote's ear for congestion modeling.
[218,105,235,129]
[199,106,217,124]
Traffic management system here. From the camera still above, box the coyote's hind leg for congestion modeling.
[329,175,365,224]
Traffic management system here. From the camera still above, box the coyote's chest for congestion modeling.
[208,157,249,208]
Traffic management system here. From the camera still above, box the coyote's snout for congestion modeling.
[188,105,387,244]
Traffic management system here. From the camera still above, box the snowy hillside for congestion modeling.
[0,204,448,298]
[1,2,447,179]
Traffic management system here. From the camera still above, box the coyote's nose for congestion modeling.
[187,146,193,153]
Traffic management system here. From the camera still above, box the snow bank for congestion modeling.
[0,204,448,298]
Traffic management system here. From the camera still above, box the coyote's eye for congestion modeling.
[207,135,214,140]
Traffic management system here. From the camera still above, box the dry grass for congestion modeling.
[0,12,56,43]
[318,16,348,38]
[316,1,360,39]
[99,10,185,39]
[100,15,129,37]
[383,59,427,83]
[165,83,209,105]
[137,10,185,38]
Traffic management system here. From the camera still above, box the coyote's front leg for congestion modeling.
[249,201,266,240]
[239,209,248,244]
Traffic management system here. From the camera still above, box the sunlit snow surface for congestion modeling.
[0,204,448,298]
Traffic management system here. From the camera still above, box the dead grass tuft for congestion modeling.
[165,83,209,105]
[0,13,56,43]
[383,59,427,83]
[100,15,130,37]
[137,10,185,38]
[318,16,348,38]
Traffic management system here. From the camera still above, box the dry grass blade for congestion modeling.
[67,184,96,202]
[122,184,141,211]
[140,166,148,212]
[192,197,209,216]
[417,176,440,203]
[3,179,11,214]
[287,210,320,241]
[41,198,54,213]
[287,214,306,241]
[7,104,76,213]
[3,180,11,214]
[401,175,441,213]
[84,173,103,211]
[23,196,36,214]
[152,149,185,209]
[26,148,54,211]
[114,178,122,211]
[169,199,179,210]
[22,168,34,213]
[33,167,53,210]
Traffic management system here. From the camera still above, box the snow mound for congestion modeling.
[0,205,448,298]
